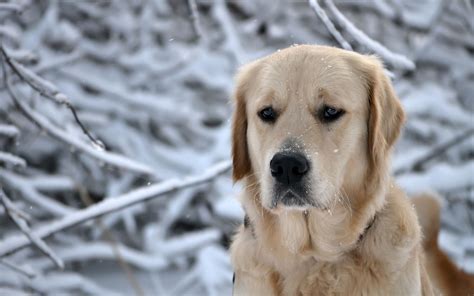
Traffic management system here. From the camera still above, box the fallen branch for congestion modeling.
[308,0,352,50]
[323,0,415,70]
[0,189,64,269]
[0,160,231,257]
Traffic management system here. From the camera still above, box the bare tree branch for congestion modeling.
[0,189,64,269]
[0,160,230,257]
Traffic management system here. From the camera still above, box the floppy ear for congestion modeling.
[231,61,261,182]
[366,58,405,170]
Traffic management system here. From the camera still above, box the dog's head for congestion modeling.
[231,45,404,214]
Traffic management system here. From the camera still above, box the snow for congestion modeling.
[398,162,474,194]
[0,0,472,294]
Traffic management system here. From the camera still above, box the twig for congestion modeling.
[0,160,231,257]
[188,0,203,40]
[0,46,105,150]
[0,124,19,137]
[395,128,474,175]
[28,175,76,192]
[78,186,145,296]
[2,73,156,176]
[28,228,219,271]
[0,189,64,269]
[323,0,415,70]
[213,0,246,64]
[30,271,121,296]
[0,3,22,13]
[0,258,37,278]
[0,169,75,216]
[308,0,352,50]
[0,151,26,167]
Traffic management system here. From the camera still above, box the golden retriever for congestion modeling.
[229,45,474,295]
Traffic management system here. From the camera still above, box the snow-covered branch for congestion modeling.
[323,0,415,70]
[0,124,19,137]
[3,75,156,176]
[0,46,104,149]
[0,1,472,293]
[395,128,474,175]
[0,170,75,216]
[0,189,64,269]
[0,160,230,257]
[308,0,353,50]
[188,0,203,40]
[0,151,26,167]
[0,258,37,278]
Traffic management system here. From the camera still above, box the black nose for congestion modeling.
[270,152,309,185]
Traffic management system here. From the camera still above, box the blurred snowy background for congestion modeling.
[0,0,472,295]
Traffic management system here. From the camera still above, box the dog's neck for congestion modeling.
[240,176,386,262]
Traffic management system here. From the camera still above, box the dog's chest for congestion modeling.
[278,257,386,295]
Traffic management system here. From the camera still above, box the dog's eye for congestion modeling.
[258,107,277,123]
[321,106,345,123]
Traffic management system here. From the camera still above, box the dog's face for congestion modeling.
[232,45,404,215]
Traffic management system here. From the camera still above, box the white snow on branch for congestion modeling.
[0,160,231,257]
[5,82,156,176]
[398,161,474,194]
[0,3,22,13]
[323,0,415,70]
[0,170,75,216]
[29,229,219,271]
[188,0,203,40]
[0,124,19,137]
[0,151,26,167]
[30,272,121,296]
[0,258,37,278]
[0,189,64,269]
[28,242,168,271]
[308,0,352,50]
[28,175,76,192]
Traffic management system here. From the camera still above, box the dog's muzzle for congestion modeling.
[270,152,312,207]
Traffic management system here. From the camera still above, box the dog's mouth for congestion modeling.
[270,184,316,211]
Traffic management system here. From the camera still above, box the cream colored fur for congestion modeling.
[230,45,435,295]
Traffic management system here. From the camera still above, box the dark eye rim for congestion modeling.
[320,105,345,123]
[258,106,278,123]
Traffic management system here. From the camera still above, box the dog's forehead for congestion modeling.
[257,50,366,108]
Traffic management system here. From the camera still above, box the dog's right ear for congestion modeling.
[231,61,261,182]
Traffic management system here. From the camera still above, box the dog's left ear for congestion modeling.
[231,60,261,182]
[349,55,405,196]
[366,57,405,169]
